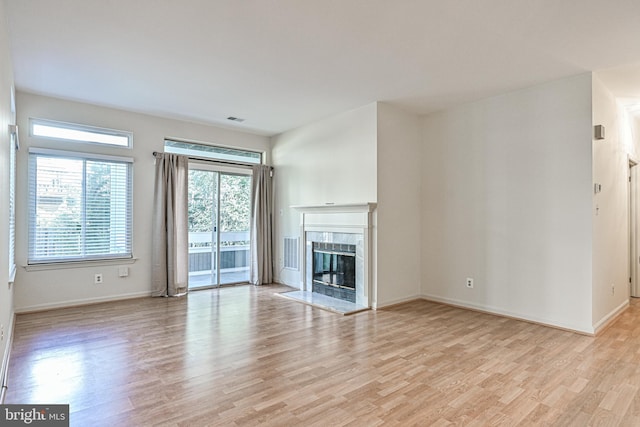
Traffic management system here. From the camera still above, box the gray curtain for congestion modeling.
[151,153,189,297]
[250,165,273,285]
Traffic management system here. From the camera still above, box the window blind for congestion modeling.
[28,149,133,264]
[8,132,16,279]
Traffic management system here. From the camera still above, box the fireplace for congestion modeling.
[312,242,356,303]
[293,202,376,309]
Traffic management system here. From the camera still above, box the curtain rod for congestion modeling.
[152,151,272,170]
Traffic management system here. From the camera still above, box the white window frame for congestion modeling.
[28,147,134,265]
[8,86,17,283]
[164,139,262,165]
[30,118,133,148]
[8,126,18,283]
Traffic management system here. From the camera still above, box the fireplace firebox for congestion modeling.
[312,242,356,302]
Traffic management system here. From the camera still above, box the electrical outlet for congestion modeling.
[94,273,103,284]
[466,278,474,288]
[611,284,615,295]
[118,267,129,277]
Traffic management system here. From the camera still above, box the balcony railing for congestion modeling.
[188,231,249,286]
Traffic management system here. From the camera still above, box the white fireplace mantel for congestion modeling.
[291,202,377,214]
[292,202,376,233]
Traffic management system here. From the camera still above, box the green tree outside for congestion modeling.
[188,170,251,246]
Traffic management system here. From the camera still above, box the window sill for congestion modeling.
[24,257,138,272]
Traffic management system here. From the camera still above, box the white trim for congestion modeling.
[630,156,639,297]
[0,313,15,404]
[25,257,137,271]
[593,299,629,334]
[165,138,262,165]
[292,202,377,213]
[29,147,134,163]
[30,117,132,148]
[304,225,365,233]
[273,279,299,289]
[14,291,152,314]
[375,294,421,309]
[420,293,595,335]
[8,129,16,284]
[189,159,253,175]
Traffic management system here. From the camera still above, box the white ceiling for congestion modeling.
[5,0,640,136]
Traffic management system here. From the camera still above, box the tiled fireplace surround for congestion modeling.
[293,203,376,308]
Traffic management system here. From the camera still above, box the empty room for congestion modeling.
[2,1,640,425]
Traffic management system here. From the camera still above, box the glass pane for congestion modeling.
[29,155,132,264]
[219,174,251,284]
[86,161,130,256]
[32,157,83,260]
[31,119,131,147]
[9,134,16,273]
[187,169,218,289]
[165,140,261,164]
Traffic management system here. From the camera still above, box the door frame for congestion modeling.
[188,161,253,289]
[630,157,638,297]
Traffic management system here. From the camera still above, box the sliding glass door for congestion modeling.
[187,166,251,289]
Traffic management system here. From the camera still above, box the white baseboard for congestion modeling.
[593,300,629,335]
[272,278,301,290]
[15,291,152,314]
[420,293,594,335]
[375,294,421,310]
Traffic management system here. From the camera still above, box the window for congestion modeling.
[9,87,17,282]
[28,148,133,264]
[8,128,17,281]
[164,139,261,165]
[30,118,132,148]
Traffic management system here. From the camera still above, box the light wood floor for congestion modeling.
[7,285,640,426]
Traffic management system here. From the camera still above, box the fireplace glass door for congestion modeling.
[312,243,356,302]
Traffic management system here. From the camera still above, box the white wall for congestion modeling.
[270,102,422,309]
[271,103,377,287]
[0,0,15,385]
[375,103,421,307]
[421,74,594,333]
[591,76,637,329]
[11,71,624,333]
[14,93,270,312]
